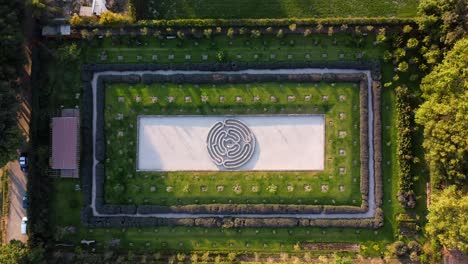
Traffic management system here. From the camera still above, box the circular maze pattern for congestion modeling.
[207,119,256,169]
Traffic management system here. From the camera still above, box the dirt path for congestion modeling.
[6,162,28,243]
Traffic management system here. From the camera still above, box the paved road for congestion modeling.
[6,161,28,243]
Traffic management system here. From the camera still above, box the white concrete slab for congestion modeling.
[137,115,325,171]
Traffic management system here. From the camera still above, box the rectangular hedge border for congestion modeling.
[96,72,367,214]
[80,62,382,228]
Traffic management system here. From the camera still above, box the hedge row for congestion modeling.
[73,15,414,28]
[81,209,383,229]
[395,86,415,208]
[80,62,383,227]
[83,61,380,73]
[373,81,383,209]
[359,78,370,208]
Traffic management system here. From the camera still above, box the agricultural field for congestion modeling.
[132,0,419,19]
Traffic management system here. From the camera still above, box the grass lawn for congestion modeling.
[85,33,386,64]
[51,178,394,256]
[133,0,418,19]
[39,31,415,256]
[104,82,361,206]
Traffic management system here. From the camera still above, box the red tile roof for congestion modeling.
[51,117,78,169]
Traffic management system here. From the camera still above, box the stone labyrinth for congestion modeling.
[207,119,256,169]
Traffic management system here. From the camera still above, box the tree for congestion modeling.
[0,83,22,167]
[398,61,409,72]
[415,38,468,185]
[418,0,467,45]
[0,240,45,264]
[426,185,468,253]
[30,0,58,20]
[376,28,387,43]
[407,38,419,49]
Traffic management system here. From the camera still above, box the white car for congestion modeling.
[21,217,27,234]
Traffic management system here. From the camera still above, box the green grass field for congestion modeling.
[104,82,361,206]
[86,34,385,64]
[133,0,418,19]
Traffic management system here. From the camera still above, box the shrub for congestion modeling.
[176,30,185,40]
[276,29,284,38]
[227,27,234,38]
[69,13,83,26]
[203,28,212,39]
[398,61,409,72]
[402,24,413,33]
[250,29,261,38]
[406,38,419,49]
[99,11,133,26]
[388,241,408,256]
[289,23,297,32]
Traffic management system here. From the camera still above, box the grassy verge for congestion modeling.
[132,0,418,19]
[0,170,10,243]
[104,82,361,206]
[85,33,386,64]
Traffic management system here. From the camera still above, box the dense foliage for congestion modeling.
[0,240,45,264]
[415,38,468,186]
[417,0,467,46]
[395,86,416,208]
[426,186,468,253]
[0,0,24,167]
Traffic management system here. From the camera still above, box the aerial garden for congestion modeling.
[19,0,466,263]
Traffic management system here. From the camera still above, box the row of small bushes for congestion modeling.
[395,86,416,208]
[80,62,383,227]
[82,206,384,229]
[71,11,414,28]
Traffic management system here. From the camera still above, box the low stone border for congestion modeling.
[80,62,382,228]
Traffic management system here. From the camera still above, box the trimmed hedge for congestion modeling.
[73,16,415,28]
[395,86,415,208]
[373,81,383,209]
[80,62,383,228]
[359,78,369,203]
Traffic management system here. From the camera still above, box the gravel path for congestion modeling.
[91,68,375,219]
[6,162,28,243]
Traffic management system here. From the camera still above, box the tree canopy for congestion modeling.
[0,240,45,264]
[426,186,468,253]
[417,0,467,45]
[0,0,24,167]
[415,38,468,185]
